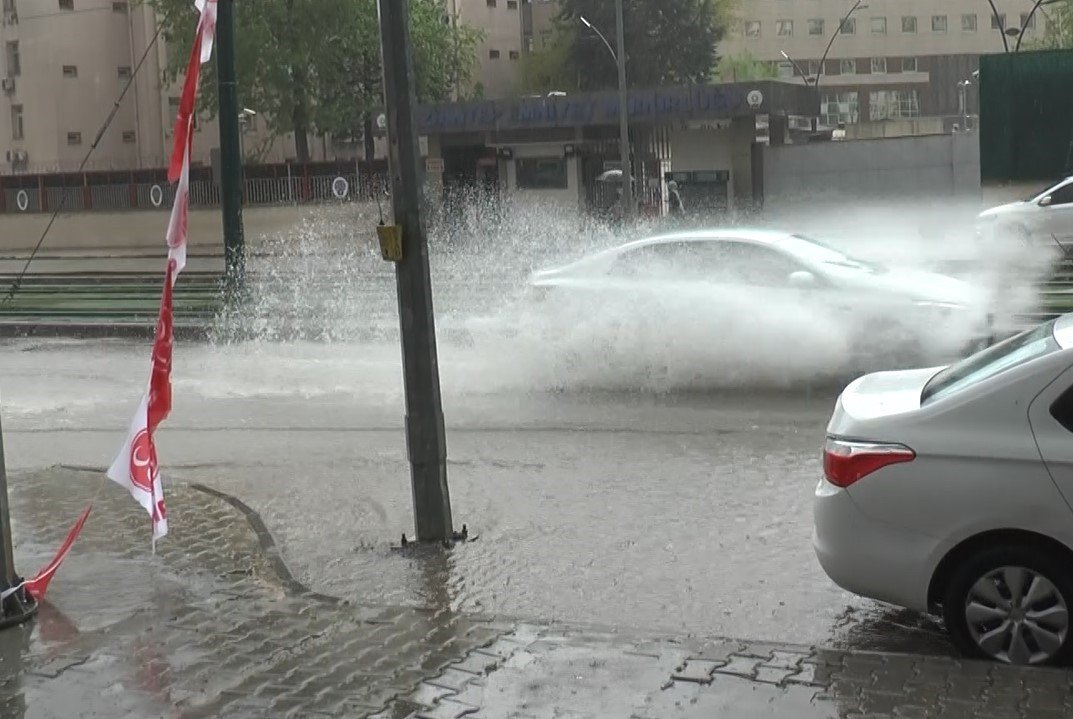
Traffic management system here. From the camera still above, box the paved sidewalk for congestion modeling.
[4,466,1073,718]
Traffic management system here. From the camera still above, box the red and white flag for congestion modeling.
[108,0,216,544]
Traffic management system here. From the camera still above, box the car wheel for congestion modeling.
[942,545,1073,665]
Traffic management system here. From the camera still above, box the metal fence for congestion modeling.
[0,168,388,214]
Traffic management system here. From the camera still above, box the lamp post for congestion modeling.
[782,0,868,133]
[580,3,632,222]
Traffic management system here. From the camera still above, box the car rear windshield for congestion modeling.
[779,235,886,274]
[921,320,1058,405]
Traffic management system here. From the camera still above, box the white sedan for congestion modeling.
[530,230,992,366]
[978,175,1073,247]
[815,314,1073,664]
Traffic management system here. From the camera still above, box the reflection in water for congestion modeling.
[0,621,31,719]
[829,602,953,657]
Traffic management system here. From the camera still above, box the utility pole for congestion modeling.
[615,0,632,221]
[216,0,245,289]
[377,0,454,542]
[0,405,36,629]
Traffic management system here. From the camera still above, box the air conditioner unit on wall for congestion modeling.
[2,10,17,25]
[13,149,27,163]
[1,77,14,93]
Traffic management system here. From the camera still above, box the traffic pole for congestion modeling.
[377,0,454,542]
[0,403,36,629]
[216,0,246,290]
[615,0,632,221]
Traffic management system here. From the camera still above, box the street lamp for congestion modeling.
[580,3,632,222]
[784,0,869,133]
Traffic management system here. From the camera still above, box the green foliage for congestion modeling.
[1030,1,1073,49]
[147,0,481,159]
[518,23,577,94]
[554,0,731,90]
[715,50,777,82]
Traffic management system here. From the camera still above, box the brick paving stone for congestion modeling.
[763,650,808,670]
[713,654,760,679]
[427,669,480,693]
[672,659,722,684]
[785,664,826,687]
[450,652,501,677]
[415,699,480,719]
[753,666,796,685]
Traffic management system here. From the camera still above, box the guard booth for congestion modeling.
[665,170,730,217]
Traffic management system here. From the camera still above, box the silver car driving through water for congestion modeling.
[530,230,992,366]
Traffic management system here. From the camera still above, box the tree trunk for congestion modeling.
[285,0,311,163]
[292,98,310,162]
[363,116,375,162]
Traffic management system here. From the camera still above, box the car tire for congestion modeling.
[942,545,1073,665]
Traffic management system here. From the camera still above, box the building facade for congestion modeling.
[719,0,1046,133]
[0,0,344,175]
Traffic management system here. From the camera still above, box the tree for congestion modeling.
[1029,0,1073,49]
[715,51,777,82]
[148,0,482,162]
[554,0,732,91]
[518,24,578,95]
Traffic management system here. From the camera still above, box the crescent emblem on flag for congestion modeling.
[129,429,158,492]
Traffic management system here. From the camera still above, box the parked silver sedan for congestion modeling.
[816,314,1073,664]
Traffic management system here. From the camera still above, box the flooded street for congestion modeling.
[1,334,951,656]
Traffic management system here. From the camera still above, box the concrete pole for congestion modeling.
[615,0,632,221]
[0,402,35,627]
[377,0,454,542]
[216,0,246,288]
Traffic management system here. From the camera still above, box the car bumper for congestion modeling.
[813,478,937,613]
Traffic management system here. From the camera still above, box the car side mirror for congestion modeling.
[789,270,817,289]
[1041,195,1053,207]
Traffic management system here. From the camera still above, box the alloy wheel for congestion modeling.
[964,565,1070,665]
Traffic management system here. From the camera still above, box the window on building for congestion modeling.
[744,20,760,38]
[507,0,517,8]
[5,41,17,76]
[58,0,72,9]
[122,130,136,143]
[112,1,127,11]
[902,57,919,72]
[776,20,793,37]
[840,58,856,74]
[807,59,821,77]
[871,57,887,74]
[902,16,917,33]
[67,131,82,145]
[516,157,567,190]
[932,15,948,33]
[2,0,15,14]
[962,14,977,32]
[488,49,500,59]
[62,64,78,77]
[871,17,887,35]
[777,61,794,79]
[840,17,856,34]
[509,49,520,59]
[10,103,22,140]
[870,89,921,120]
[1021,12,1035,30]
[808,19,824,36]
[821,91,859,126]
[486,0,495,6]
[117,65,131,80]
[991,13,1006,30]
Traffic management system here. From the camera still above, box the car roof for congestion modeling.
[619,229,793,251]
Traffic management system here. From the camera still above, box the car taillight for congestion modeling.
[823,438,915,488]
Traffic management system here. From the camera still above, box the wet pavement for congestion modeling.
[2,466,1072,718]
[0,337,957,657]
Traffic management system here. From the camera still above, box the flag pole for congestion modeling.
[0,401,37,628]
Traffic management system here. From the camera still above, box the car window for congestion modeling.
[777,235,886,274]
[610,240,805,286]
[717,241,807,286]
[921,320,1059,405]
[1048,182,1073,206]
[1027,179,1068,202]
[610,241,720,279]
